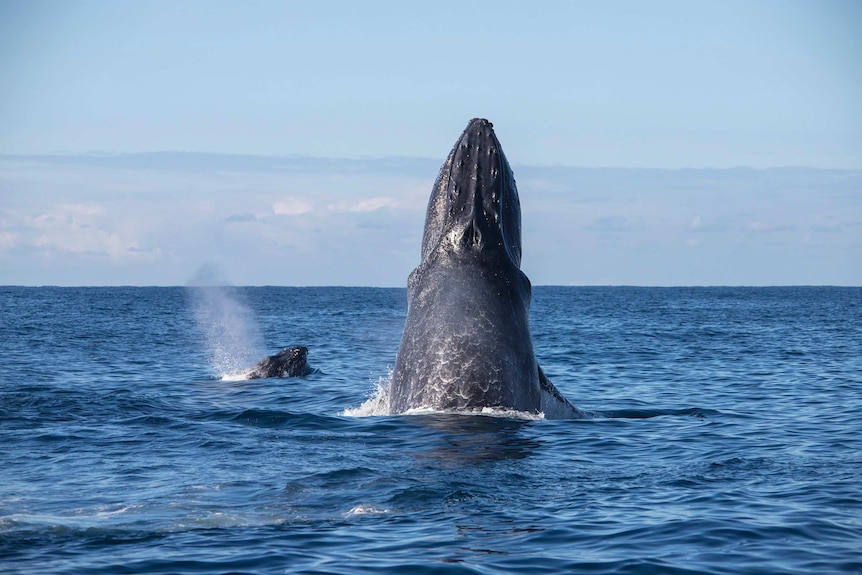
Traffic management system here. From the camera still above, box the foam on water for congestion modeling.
[346,505,390,516]
[342,372,546,421]
[402,406,547,420]
[3,504,143,530]
[219,371,252,382]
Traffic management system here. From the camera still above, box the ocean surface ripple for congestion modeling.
[1,286,860,574]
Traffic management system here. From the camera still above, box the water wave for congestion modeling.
[3,286,861,575]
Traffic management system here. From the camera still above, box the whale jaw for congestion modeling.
[420,118,522,269]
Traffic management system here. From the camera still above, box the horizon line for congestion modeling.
[2,152,860,172]
[2,284,859,289]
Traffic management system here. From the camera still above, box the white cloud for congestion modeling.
[272,199,313,216]
[2,156,860,286]
[33,203,104,224]
[13,203,160,261]
[327,196,400,213]
[0,230,18,251]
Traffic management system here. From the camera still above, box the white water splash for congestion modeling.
[341,371,546,421]
[342,373,392,417]
[187,265,264,379]
[219,372,252,382]
[346,504,390,516]
[401,406,546,421]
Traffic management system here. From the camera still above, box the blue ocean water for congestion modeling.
[1,286,860,574]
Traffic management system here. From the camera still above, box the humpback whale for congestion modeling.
[246,346,311,379]
[390,118,585,419]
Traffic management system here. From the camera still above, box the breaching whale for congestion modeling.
[246,346,311,379]
[390,118,586,419]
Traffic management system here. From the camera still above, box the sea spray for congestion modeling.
[186,265,265,379]
[341,372,546,420]
[342,372,392,417]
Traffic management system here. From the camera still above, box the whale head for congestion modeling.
[245,345,309,379]
[420,118,522,268]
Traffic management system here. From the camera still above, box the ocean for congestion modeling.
[1,286,860,574]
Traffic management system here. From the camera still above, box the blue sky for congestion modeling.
[1,1,860,285]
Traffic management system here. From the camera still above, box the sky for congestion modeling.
[0,0,860,286]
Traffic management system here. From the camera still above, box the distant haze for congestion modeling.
[1,154,859,286]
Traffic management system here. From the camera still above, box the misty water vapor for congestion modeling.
[186,264,265,379]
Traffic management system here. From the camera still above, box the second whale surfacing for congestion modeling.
[245,346,311,379]
[390,118,586,419]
